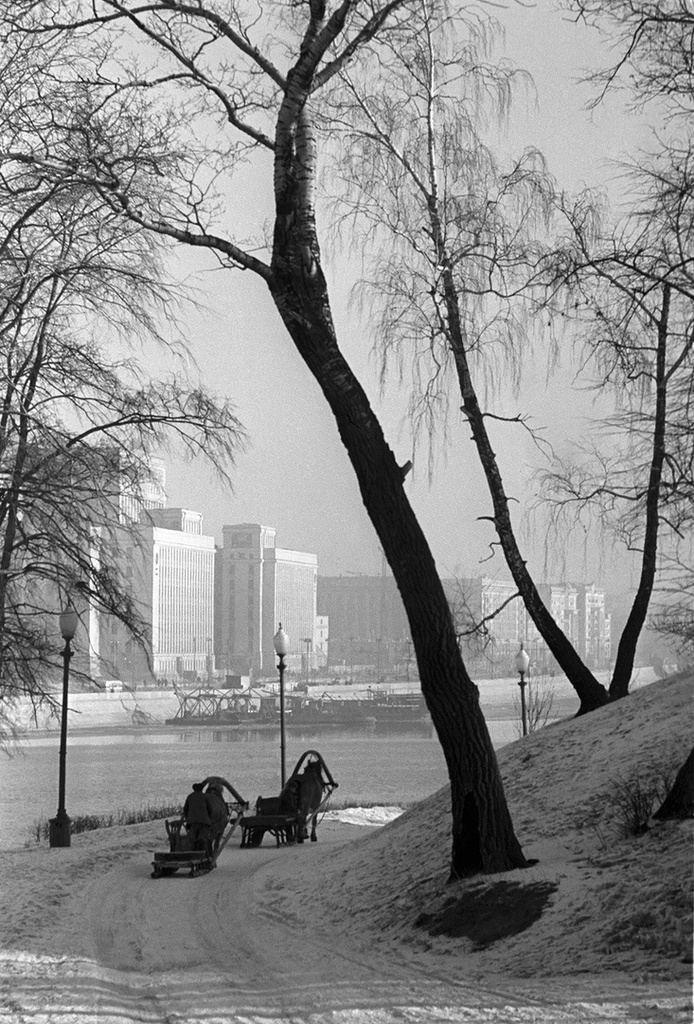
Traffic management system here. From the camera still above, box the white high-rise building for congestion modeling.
[215,524,318,677]
[99,507,215,682]
[144,509,215,677]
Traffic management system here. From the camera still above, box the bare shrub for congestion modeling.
[608,767,676,838]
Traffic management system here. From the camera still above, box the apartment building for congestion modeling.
[315,571,612,676]
[468,579,612,673]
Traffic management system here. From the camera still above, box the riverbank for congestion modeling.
[11,666,661,735]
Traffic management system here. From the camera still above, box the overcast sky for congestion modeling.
[161,0,650,587]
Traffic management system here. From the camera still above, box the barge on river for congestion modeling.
[165,686,429,727]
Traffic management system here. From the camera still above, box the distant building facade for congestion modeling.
[91,466,613,686]
[99,507,215,682]
[455,577,612,675]
[449,576,524,676]
[69,452,168,680]
[317,574,410,642]
[578,584,612,669]
[215,524,318,677]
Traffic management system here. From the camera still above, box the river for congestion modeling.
[2,671,617,850]
[1,718,529,850]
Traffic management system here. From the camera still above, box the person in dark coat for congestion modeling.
[182,782,213,854]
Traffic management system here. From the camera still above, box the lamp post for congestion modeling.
[273,624,289,788]
[49,604,79,847]
[301,637,312,688]
[515,643,530,737]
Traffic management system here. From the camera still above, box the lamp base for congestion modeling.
[49,813,71,847]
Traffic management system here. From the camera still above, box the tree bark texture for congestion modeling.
[653,744,694,821]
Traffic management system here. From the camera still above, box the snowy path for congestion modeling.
[0,830,688,1024]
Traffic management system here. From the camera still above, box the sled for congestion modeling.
[151,779,249,878]
[240,750,338,848]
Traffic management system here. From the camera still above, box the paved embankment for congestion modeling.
[15,690,181,732]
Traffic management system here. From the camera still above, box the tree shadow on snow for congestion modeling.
[414,880,558,949]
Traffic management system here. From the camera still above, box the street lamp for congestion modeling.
[515,643,530,737]
[301,637,312,688]
[49,603,79,848]
[273,624,289,788]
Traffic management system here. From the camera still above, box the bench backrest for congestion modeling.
[256,796,283,815]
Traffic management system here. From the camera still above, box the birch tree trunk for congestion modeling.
[609,284,670,699]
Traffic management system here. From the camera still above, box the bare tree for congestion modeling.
[566,0,693,119]
[539,241,693,697]
[326,0,692,706]
[538,3,694,696]
[0,39,246,743]
[0,0,534,877]
[557,0,693,689]
[318,0,611,711]
[651,545,694,661]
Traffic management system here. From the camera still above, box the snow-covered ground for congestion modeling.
[0,673,691,1023]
